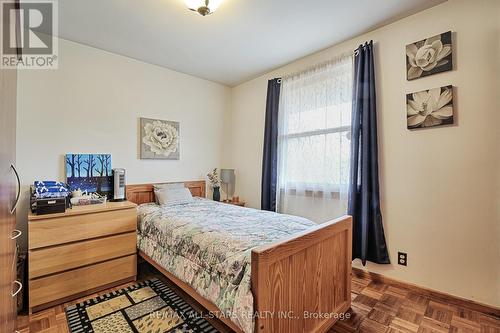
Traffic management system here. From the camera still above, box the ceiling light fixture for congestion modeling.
[185,0,223,16]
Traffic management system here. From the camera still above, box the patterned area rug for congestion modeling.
[65,278,220,333]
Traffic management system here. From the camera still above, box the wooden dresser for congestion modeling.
[28,201,138,313]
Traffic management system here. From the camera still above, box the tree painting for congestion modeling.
[84,154,96,178]
[104,155,111,176]
[75,154,84,178]
[66,154,112,198]
[65,154,77,178]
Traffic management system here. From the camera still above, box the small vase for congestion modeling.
[212,186,221,202]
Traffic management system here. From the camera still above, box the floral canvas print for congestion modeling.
[407,86,453,129]
[140,118,180,159]
[406,31,452,80]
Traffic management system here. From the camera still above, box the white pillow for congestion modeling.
[153,183,185,203]
[153,183,185,191]
[155,187,194,206]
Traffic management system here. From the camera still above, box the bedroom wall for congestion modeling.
[16,38,231,250]
[226,0,500,307]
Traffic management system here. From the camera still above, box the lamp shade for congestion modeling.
[220,169,234,184]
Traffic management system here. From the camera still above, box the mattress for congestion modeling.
[137,198,315,333]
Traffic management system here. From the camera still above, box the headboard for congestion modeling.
[126,180,206,205]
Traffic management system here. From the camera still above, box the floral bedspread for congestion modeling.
[137,198,315,333]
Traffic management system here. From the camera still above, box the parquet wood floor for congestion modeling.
[17,262,499,333]
[331,274,499,333]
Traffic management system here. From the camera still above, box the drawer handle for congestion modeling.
[12,245,17,272]
[10,164,21,214]
[11,229,22,240]
[12,280,22,297]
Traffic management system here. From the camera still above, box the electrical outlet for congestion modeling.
[398,252,407,266]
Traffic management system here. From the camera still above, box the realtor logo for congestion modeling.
[1,0,58,69]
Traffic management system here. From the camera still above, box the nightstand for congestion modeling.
[28,201,137,313]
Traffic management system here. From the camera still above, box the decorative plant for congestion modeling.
[207,168,221,188]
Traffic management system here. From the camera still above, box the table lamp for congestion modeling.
[220,169,235,202]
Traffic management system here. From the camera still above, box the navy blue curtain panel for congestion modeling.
[261,78,281,211]
[348,41,390,265]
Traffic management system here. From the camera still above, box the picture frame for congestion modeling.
[407,85,454,129]
[406,31,452,80]
[65,154,112,197]
[140,117,180,160]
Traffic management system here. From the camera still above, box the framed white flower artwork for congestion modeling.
[406,31,452,80]
[407,86,453,129]
[140,117,180,159]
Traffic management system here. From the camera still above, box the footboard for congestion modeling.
[251,215,352,333]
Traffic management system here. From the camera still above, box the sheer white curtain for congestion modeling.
[276,54,353,222]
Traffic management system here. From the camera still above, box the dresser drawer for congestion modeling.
[29,254,136,308]
[29,232,137,278]
[29,207,136,249]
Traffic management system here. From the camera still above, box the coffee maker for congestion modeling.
[111,168,126,201]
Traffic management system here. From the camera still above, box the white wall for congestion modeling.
[16,38,231,249]
[227,0,500,307]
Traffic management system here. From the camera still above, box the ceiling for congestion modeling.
[53,0,446,86]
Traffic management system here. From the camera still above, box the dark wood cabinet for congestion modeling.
[1,1,20,331]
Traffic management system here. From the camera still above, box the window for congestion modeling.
[276,55,353,221]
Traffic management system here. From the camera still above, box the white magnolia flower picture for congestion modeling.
[407,86,454,129]
[406,31,452,80]
[140,118,180,159]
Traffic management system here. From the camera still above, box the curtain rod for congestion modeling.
[278,51,354,82]
[274,40,374,82]
[354,40,374,55]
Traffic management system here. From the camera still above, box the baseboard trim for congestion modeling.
[352,267,500,318]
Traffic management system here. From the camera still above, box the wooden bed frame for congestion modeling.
[127,181,352,333]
